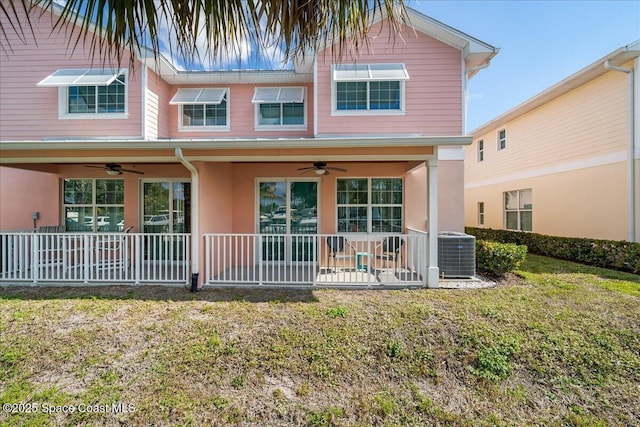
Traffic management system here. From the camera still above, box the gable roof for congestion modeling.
[471,40,640,137]
[294,7,498,77]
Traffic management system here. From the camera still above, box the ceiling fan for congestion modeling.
[297,162,347,175]
[85,163,144,175]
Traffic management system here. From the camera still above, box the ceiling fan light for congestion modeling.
[106,169,121,176]
[315,168,326,175]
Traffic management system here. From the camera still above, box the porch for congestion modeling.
[204,230,428,287]
[0,230,430,288]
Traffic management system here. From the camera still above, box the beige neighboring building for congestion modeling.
[465,41,640,242]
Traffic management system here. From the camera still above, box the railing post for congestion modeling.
[31,233,39,284]
[135,233,141,285]
[83,234,91,284]
[258,234,263,285]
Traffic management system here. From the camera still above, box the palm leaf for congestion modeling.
[1,0,407,69]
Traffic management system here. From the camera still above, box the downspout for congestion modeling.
[604,60,636,242]
[175,148,200,291]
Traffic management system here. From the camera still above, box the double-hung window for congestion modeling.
[504,189,532,231]
[498,129,507,150]
[336,178,403,233]
[478,202,485,226]
[170,88,229,131]
[37,69,127,118]
[63,179,124,232]
[477,139,485,162]
[252,87,306,130]
[332,63,409,114]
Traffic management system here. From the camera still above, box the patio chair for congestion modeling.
[326,236,355,272]
[96,225,133,271]
[375,236,404,273]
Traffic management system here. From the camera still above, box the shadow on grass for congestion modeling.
[518,254,640,283]
[0,285,320,303]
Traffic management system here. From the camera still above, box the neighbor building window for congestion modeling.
[336,178,403,233]
[170,88,229,131]
[332,63,409,114]
[252,87,306,129]
[63,179,124,232]
[498,129,507,150]
[37,69,128,118]
[477,139,484,162]
[478,202,485,226]
[504,189,532,231]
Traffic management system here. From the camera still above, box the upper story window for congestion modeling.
[498,129,507,150]
[37,68,128,119]
[332,63,409,115]
[477,139,484,162]
[169,88,229,131]
[252,87,306,130]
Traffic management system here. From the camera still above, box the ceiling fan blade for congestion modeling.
[297,166,316,171]
[85,165,106,169]
[299,169,313,175]
[326,167,347,172]
[120,168,144,175]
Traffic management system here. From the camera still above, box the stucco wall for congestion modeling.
[0,167,59,230]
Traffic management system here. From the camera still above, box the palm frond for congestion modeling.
[1,0,407,69]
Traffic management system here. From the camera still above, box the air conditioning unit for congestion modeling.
[438,232,475,278]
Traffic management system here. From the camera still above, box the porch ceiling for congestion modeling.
[0,135,468,164]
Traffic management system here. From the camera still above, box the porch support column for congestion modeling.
[427,158,439,288]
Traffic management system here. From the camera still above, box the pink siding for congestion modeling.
[166,84,314,139]
[146,69,173,138]
[0,5,142,140]
[316,21,463,136]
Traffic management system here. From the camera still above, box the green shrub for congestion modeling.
[466,227,640,274]
[476,240,527,277]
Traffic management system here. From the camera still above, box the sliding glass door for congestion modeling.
[258,179,318,263]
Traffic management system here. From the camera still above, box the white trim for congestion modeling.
[465,150,628,189]
[56,71,128,119]
[37,68,124,86]
[177,89,230,132]
[331,80,406,116]
[437,148,465,161]
[332,63,409,81]
[251,87,304,103]
[253,87,307,131]
[170,88,227,104]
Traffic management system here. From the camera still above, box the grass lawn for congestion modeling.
[1,255,639,426]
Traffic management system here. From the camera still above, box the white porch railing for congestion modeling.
[0,232,190,284]
[204,232,428,288]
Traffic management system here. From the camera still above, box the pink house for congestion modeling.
[0,4,497,288]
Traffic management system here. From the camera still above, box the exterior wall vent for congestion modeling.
[437,232,476,278]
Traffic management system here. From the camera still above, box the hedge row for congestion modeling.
[475,240,527,277]
[466,227,640,274]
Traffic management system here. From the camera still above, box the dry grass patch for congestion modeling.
[1,255,639,426]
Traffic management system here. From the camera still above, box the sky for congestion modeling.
[407,0,640,131]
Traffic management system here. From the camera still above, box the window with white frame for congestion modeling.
[498,129,507,150]
[169,88,229,130]
[37,69,127,118]
[332,63,409,114]
[63,179,124,232]
[478,202,485,226]
[477,139,484,162]
[504,189,532,231]
[252,87,306,129]
[336,178,403,233]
